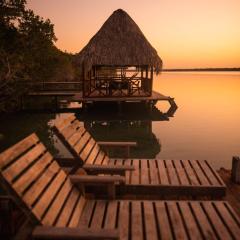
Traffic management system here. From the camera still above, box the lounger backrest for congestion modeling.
[0,133,85,227]
[53,114,109,165]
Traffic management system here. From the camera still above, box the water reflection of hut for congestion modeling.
[76,9,164,102]
[84,120,161,159]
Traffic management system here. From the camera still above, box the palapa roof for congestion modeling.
[76,9,162,74]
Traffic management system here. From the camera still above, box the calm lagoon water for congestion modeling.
[0,71,239,169]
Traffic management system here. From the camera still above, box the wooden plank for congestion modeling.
[149,160,159,184]
[131,160,140,184]
[165,160,179,185]
[190,202,217,239]
[190,160,210,185]
[124,159,132,184]
[54,114,76,132]
[32,226,119,240]
[119,201,129,240]
[202,202,233,239]
[56,189,80,227]
[73,132,91,154]
[102,155,110,165]
[214,202,240,238]
[173,160,189,185]
[78,200,96,227]
[178,202,202,239]
[198,160,224,186]
[33,170,67,219]
[140,160,149,184]
[157,160,169,185]
[86,144,100,165]
[181,160,200,186]
[155,202,173,240]
[80,138,96,162]
[131,201,143,240]
[13,152,53,194]
[90,200,106,229]
[0,133,39,169]
[94,151,105,165]
[3,143,46,183]
[23,161,60,207]
[166,201,188,239]
[143,201,159,239]
[67,127,85,147]
[61,121,83,140]
[68,197,86,227]
[104,201,118,229]
[42,178,73,226]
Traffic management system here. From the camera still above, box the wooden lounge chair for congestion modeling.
[0,136,239,239]
[52,114,227,198]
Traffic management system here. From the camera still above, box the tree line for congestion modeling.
[0,0,76,112]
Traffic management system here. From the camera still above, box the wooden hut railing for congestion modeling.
[83,76,152,97]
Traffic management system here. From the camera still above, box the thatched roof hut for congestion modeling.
[76,9,162,74]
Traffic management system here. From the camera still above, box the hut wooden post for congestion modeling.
[232,156,240,183]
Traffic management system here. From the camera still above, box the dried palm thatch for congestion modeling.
[76,9,162,74]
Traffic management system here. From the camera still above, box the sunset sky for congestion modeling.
[27,0,240,69]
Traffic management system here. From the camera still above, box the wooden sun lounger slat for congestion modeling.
[94,151,106,165]
[32,169,67,219]
[143,202,159,239]
[131,201,143,240]
[124,159,131,184]
[181,160,200,185]
[165,160,179,185]
[149,160,159,184]
[214,202,240,237]
[173,160,189,185]
[56,188,80,227]
[13,152,53,194]
[0,133,39,169]
[3,142,46,183]
[23,161,60,207]
[166,201,188,239]
[198,160,224,186]
[178,201,202,239]
[190,160,210,185]
[61,121,84,141]
[140,160,149,184]
[154,202,173,240]
[104,201,118,229]
[91,200,106,229]
[86,144,101,165]
[78,200,95,227]
[74,132,92,155]
[80,138,96,163]
[42,178,73,226]
[157,159,169,185]
[131,160,140,185]
[202,201,233,239]
[67,127,86,147]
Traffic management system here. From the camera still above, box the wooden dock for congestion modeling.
[26,90,177,111]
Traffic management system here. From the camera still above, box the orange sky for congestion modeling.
[27,0,240,68]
